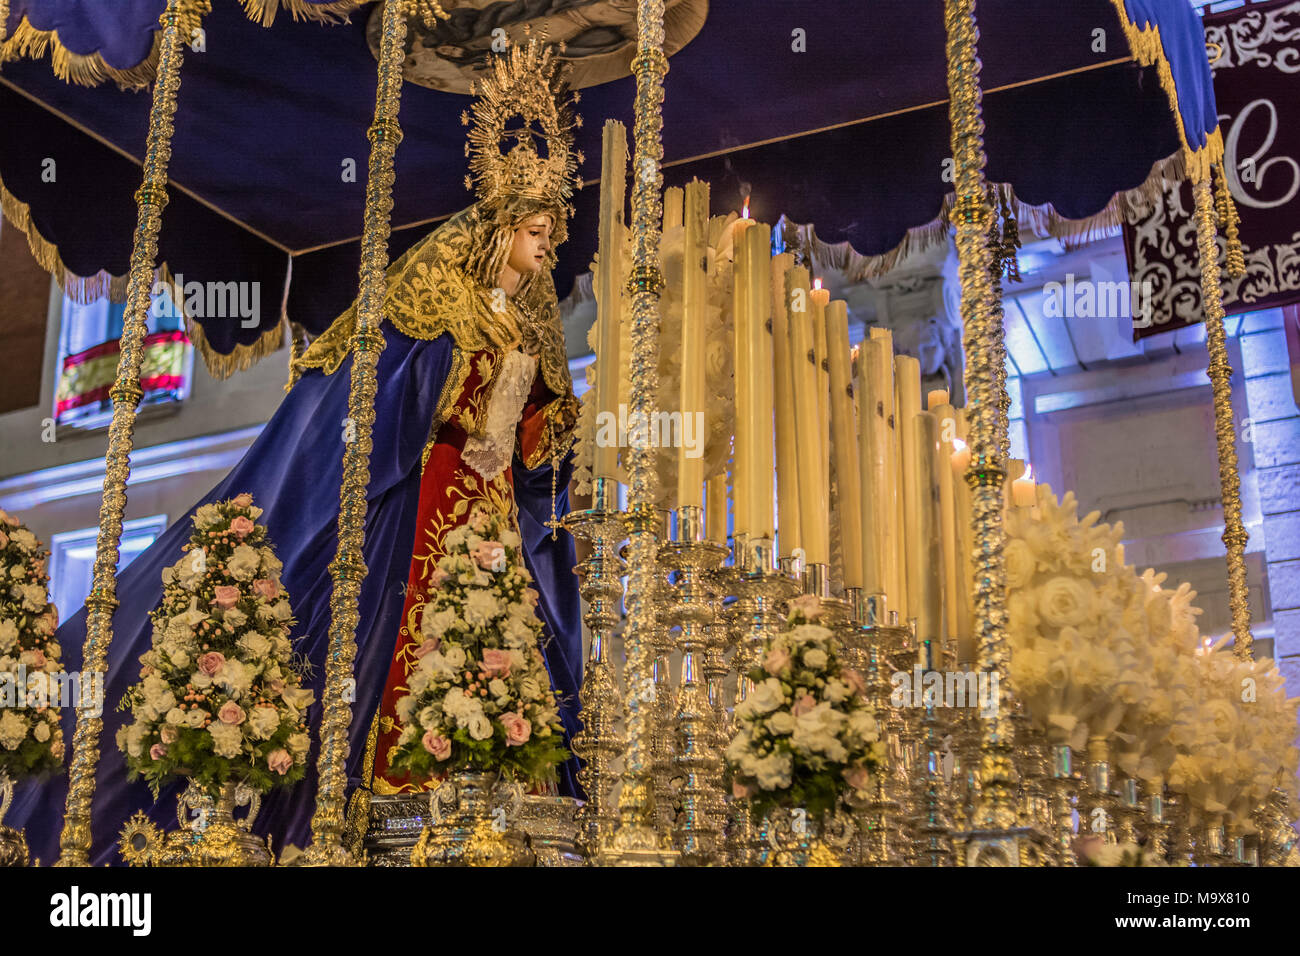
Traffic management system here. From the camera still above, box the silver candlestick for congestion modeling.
[563,478,628,857]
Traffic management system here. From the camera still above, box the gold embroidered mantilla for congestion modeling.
[292,202,573,411]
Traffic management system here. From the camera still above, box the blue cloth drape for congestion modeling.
[8,324,585,865]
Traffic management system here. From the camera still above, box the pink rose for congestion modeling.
[422,731,452,760]
[482,649,512,676]
[842,668,867,698]
[267,749,293,775]
[763,646,790,675]
[36,613,56,636]
[160,726,179,744]
[212,585,241,609]
[218,701,246,725]
[473,541,506,571]
[149,743,168,760]
[430,567,450,589]
[842,765,871,791]
[268,679,285,696]
[732,780,755,799]
[229,516,255,539]
[29,649,46,668]
[792,693,815,717]
[0,531,7,548]
[252,578,278,600]
[198,651,226,676]
[788,594,822,621]
[468,508,490,533]
[500,713,532,746]
[232,493,254,508]
[413,637,441,658]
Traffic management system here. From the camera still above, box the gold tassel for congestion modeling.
[1214,161,1246,280]
[285,320,307,393]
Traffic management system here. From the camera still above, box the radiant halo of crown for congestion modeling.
[461,36,584,218]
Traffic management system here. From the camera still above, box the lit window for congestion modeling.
[47,515,169,622]
[53,287,193,430]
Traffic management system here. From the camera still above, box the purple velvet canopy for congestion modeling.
[0,0,1220,371]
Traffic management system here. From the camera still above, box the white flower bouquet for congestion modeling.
[0,509,65,779]
[387,504,569,785]
[116,494,314,796]
[725,596,883,822]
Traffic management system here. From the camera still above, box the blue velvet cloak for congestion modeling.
[8,323,584,865]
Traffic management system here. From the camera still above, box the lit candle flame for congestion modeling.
[813,277,823,291]
[1022,463,1034,481]
[953,438,967,452]
[741,199,750,219]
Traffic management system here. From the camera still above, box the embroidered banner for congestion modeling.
[1124,0,1300,339]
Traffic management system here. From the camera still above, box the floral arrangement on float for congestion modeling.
[0,509,64,866]
[1005,483,1299,859]
[0,509,65,780]
[388,503,569,785]
[116,494,313,797]
[724,595,884,826]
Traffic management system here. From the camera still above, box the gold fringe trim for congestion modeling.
[1,162,286,379]
[1106,0,1223,184]
[790,150,1186,285]
[238,0,367,27]
[0,16,163,91]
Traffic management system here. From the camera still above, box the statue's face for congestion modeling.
[507,214,553,275]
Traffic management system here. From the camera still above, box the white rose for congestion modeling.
[746,678,785,715]
[519,675,542,700]
[165,707,187,726]
[1005,538,1037,590]
[422,607,461,640]
[216,659,255,699]
[408,670,432,695]
[194,503,222,529]
[19,584,45,612]
[417,705,439,728]
[0,710,28,750]
[488,677,508,699]
[207,722,243,758]
[224,607,248,628]
[183,708,209,728]
[237,632,273,660]
[247,705,281,740]
[175,552,206,591]
[191,671,213,690]
[271,600,292,622]
[466,713,493,740]
[1037,576,1094,629]
[500,529,521,550]
[443,646,467,670]
[286,732,310,759]
[803,647,828,670]
[10,529,37,551]
[753,752,793,790]
[227,544,261,582]
[767,710,796,735]
[125,721,147,757]
[0,619,17,653]
[463,590,501,628]
[395,695,418,724]
[7,565,22,580]
[33,720,50,743]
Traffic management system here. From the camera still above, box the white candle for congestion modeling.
[826,300,862,589]
[1012,462,1037,508]
[934,402,959,649]
[855,339,889,597]
[895,354,921,623]
[676,179,709,511]
[787,265,828,565]
[770,251,801,557]
[811,281,832,530]
[927,388,950,410]
[912,412,943,645]
[747,224,775,541]
[593,121,627,480]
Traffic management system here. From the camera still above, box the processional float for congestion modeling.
[0,0,1293,866]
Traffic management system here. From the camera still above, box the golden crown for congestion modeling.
[462,36,584,218]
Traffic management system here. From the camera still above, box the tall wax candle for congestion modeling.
[785,265,828,565]
[731,219,753,537]
[826,300,863,588]
[747,224,776,540]
[855,339,889,597]
[811,283,832,520]
[707,472,728,544]
[770,251,801,556]
[952,410,975,663]
[662,185,683,230]
[869,328,902,609]
[676,179,709,510]
[933,402,961,650]
[912,412,944,646]
[895,353,922,622]
[593,121,627,480]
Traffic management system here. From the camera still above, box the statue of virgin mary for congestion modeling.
[8,39,586,865]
